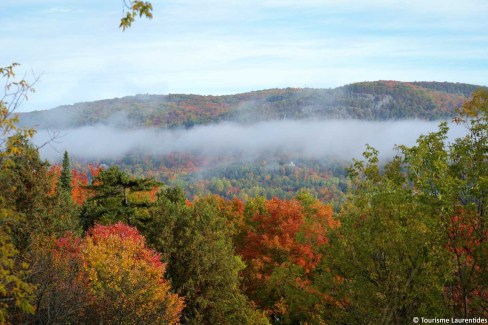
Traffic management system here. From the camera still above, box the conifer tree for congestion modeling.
[59,150,72,194]
[80,165,161,229]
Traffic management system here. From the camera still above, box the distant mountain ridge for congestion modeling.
[19,81,485,129]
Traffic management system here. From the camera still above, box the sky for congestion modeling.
[1,0,488,112]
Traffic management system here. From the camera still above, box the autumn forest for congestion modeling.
[0,57,487,325]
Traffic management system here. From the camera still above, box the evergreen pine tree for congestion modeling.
[80,166,161,229]
[60,150,72,194]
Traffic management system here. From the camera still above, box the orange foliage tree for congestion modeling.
[71,169,90,206]
[447,208,488,314]
[47,164,97,206]
[238,193,336,323]
[53,223,184,324]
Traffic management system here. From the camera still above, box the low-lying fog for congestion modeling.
[33,119,466,163]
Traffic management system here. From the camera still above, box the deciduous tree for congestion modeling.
[0,203,35,323]
[319,90,487,322]
[147,189,269,324]
[48,223,184,324]
[239,194,336,323]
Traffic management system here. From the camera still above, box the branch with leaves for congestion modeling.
[0,64,37,146]
[120,0,153,30]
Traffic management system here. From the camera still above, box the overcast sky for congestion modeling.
[2,0,487,112]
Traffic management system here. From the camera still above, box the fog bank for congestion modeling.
[34,119,466,163]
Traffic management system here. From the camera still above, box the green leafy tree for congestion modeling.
[1,63,78,242]
[0,64,40,322]
[0,64,81,322]
[444,89,487,316]
[319,89,488,322]
[0,137,79,248]
[320,144,452,324]
[146,189,269,324]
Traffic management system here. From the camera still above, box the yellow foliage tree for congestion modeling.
[0,64,38,323]
[55,222,184,324]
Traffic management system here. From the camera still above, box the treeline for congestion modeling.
[20,81,484,130]
[1,66,487,323]
[74,155,349,208]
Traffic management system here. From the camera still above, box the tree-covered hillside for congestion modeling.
[2,63,487,323]
[19,80,486,206]
[20,81,484,129]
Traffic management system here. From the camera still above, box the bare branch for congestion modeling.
[36,129,66,152]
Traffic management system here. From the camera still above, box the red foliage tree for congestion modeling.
[238,195,336,321]
[52,223,184,324]
[447,207,488,316]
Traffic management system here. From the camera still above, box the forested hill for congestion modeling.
[20,81,483,129]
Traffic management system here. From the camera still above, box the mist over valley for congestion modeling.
[23,81,476,201]
[34,119,465,163]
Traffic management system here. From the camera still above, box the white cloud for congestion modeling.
[42,7,74,14]
[261,0,488,14]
